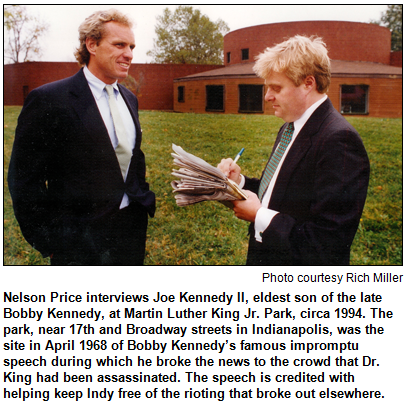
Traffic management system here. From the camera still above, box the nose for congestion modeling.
[123,46,133,60]
[265,88,275,102]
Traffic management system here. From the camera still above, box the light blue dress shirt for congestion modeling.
[83,66,136,209]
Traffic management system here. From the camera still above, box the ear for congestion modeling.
[86,37,97,56]
[303,76,316,91]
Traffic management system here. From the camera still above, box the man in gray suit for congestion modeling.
[8,9,155,265]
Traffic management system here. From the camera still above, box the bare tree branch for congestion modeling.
[4,5,49,63]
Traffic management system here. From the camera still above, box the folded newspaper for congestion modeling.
[171,144,248,207]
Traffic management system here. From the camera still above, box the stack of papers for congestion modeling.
[171,144,248,207]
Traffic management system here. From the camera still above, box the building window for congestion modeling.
[340,85,369,114]
[241,48,249,60]
[178,86,185,103]
[227,52,231,63]
[239,85,264,113]
[206,85,224,112]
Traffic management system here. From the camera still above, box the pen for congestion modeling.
[233,148,245,163]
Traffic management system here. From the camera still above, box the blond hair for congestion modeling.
[253,35,331,93]
[75,9,133,66]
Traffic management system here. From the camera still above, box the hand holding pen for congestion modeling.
[233,148,245,164]
[217,148,244,183]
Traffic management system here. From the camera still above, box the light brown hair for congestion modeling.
[75,9,133,66]
[253,35,331,93]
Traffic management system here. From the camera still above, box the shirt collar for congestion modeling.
[293,94,328,134]
[83,66,119,99]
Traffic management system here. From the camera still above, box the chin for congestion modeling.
[116,74,128,82]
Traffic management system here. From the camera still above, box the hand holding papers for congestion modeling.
[171,144,248,207]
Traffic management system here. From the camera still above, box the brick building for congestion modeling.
[174,21,402,118]
[4,62,221,110]
[4,21,402,118]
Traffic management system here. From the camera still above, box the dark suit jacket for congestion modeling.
[244,98,369,265]
[8,69,155,258]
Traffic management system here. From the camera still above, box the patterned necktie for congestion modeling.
[258,122,294,202]
[105,85,132,179]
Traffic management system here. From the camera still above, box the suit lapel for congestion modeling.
[269,99,331,209]
[68,70,136,183]
[118,85,143,180]
[68,70,116,153]
[118,85,142,146]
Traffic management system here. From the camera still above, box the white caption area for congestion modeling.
[1,267,404,404]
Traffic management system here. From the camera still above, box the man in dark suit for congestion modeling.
[8,9,155,265]
[218,36,369,265]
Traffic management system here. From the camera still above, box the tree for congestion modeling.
[147,6,229,64]
[372,5,402,51]
[4,5,49,63]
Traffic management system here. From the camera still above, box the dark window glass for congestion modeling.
[227,52,231,63]
[241,48,249,60]
[341,85,369,114]
[239,85,263,113]
[206,85,224,112]
[178,86,185,103]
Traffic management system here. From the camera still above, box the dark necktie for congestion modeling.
[258,122,294,202]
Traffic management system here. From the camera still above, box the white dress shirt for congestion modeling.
[83,66,136,209]
[239,95,328,242]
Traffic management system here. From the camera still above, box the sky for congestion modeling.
[22,4,388,64]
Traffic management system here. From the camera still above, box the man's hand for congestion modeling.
[217,158,241,183]
[232,190,262,222]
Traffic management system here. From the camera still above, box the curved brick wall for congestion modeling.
[224,21,391,65]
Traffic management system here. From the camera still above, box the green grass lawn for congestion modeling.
[4,107,402,265]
